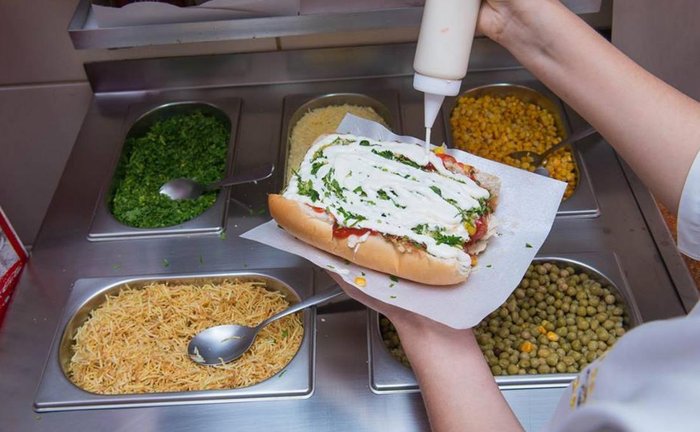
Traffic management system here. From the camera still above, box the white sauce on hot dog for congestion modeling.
[284,134,491,271]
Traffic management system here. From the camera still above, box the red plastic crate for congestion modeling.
[0,207,28,326]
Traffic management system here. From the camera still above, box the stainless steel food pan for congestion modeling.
[443,83,599,217]
[368,252,642,393]
[34,268,315,412]
[88,99,241,241]
[277,91,402,189]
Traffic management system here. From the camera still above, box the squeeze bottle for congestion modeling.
[413,0,481,147]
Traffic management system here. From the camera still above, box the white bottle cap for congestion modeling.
[423,92,444,130]
[414,72,462,129]
[413,72,462,96]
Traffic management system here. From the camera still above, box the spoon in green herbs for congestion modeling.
[160,163,275,200]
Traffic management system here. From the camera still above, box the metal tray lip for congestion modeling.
[442,82,600,218]
[34,268,316,412]
[276,90,403,191]
[87,98,242,241]
[368,252,642,393]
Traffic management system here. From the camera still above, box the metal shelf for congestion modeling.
[68,0,423,50]
[68,0,608,51]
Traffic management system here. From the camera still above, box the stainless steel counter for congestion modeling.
[0,42,696,432]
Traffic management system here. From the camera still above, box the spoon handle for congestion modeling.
[540,127,598,161]
[258,285,345,329]
[205,163,275,191]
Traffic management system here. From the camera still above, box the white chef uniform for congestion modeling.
[678,150,700,260]
[545,150,700,432]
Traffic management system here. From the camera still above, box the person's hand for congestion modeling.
[328,272,522,431]
[326,271,420,327]
[326,271,470,338]
[477,0,548,45]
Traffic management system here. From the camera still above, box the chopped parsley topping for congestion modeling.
[353,186,367,197]
[359,140,371,146]
[411,224,466,247]
[371,149,394,160]
[322,169,345,199]
[311,161,325,175]
[433,232,464,247]
[411,224,428,235]
[371,148,422,169]
[336,206,367,226]
[526,243,533,248]
[297,177,320,202]
[429,184,489,223]
[389,275,399,282]
[377,189,405,208]
[332,137,355,145]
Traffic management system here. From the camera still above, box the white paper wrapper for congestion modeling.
[242,114,566,329]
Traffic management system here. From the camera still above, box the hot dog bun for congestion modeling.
[269,193,473,285]
[272,133,500,286]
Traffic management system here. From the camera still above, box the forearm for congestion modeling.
[393,317,522,432]
[493,0,700,213]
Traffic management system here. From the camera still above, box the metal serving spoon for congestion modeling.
[159,163,275,200]
[508,127,597,176]
[188,285,344,365]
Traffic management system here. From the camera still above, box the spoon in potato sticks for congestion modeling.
[188,285,344,365]
[160,163,274,201]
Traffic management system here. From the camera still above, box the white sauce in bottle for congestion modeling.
[413,0,481,81]
[413,0,482,148]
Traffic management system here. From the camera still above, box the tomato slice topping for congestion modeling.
[465,217,488,247]
[333,226,374,239]
[310,206,326,213]
[435,153,476,180]
[436,153,458,166]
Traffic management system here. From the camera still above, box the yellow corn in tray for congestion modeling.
[450,95,577,199]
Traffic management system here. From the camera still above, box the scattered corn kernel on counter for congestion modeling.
[1,43,696,432]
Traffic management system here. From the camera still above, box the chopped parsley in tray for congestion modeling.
[110,111,229,228]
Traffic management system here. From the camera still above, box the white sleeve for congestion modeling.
[678,150,700,260]
[544,304,700,432]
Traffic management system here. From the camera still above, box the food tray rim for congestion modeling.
[367,252,642,393]
[441,81,600,217]
[87,98,242,241]
[34,268,316,412]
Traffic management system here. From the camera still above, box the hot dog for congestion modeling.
[269,134,500,285]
